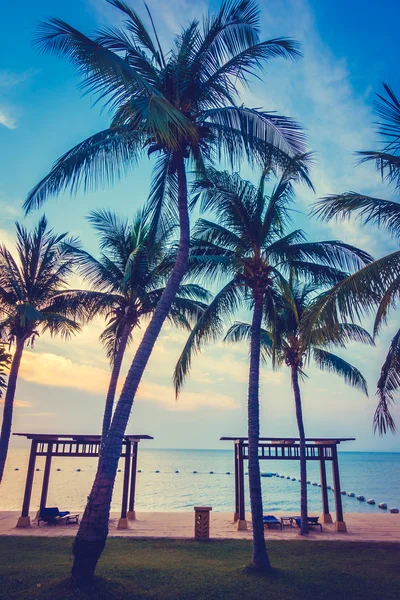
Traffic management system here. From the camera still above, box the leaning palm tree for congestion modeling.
[311,83,400,435]
[66,208,210,441]
[0,345,11,399]
[0,216,85,482]
[174,167,371,568]
[25,0,313,581]
[225,280,373,534]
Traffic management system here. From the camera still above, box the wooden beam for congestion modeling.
[233,441,239,521]
[318,446,332,524]
[16,440,38,527]
[117,440,131,529]
[128,441,138,520]
[331,444,346,532]
[236,440,247,530]
[39,442,53,509]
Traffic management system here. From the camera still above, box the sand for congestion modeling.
[0,511,399,542]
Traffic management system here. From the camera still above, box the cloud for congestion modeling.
[138,381,239,411]
[0,399,31,408]
[0,108,16,129]
[0,69,38,88]
[19,351,112,395]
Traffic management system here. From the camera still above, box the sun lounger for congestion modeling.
[263,515,282,530]
[38,507,80,526]
[293,516,322,532]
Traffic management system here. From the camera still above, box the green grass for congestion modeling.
[0,537,399,600]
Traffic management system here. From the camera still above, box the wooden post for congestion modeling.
[16,440,38,528]
[331,444,347,532]
[39,442,53,510]
[233,441,239,521]
[117,439,131,529]
[318,446,332,524]
[236,440,247,530]
[127,441,138,520]
[194,506,212,540]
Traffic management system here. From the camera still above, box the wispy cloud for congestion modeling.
[0,108,17,129]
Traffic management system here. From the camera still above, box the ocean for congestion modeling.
[1,448,399,514]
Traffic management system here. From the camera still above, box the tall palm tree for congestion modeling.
[25,0,313,581]
[0,216,86,482]
[311,84,400,434]
[66,208,210,441]
[173,167,371,569]
[225,281,372,534]
[0,345,11,399]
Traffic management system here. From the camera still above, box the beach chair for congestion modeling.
[293,516,322,532]
[263,515,282,530]
[38,507,79,526]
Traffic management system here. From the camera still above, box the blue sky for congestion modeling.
[1,0,399,452]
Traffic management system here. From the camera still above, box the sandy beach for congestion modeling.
[0,511,399,543]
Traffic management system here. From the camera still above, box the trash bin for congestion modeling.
[194,506,212,540]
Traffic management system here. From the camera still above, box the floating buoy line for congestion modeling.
[11,464,397,513]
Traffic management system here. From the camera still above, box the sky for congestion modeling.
[1,0,400,452]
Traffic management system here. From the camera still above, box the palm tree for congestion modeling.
[66,208,210,442]
[25,0,313,581]
[0,345,11,398]
[0,216,85,482]
[311,83,400,435]
[225,281,372,534]
[173,167,371,569]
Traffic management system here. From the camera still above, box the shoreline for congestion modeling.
[0,511,399,542]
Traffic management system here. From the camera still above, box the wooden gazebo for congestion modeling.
[14,432,153,529]
[221,436,354,532]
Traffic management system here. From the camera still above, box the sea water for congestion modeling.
[1,448,399,514]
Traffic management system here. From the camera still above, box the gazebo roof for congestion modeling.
[220,437,354,445]
[13,433,153,441]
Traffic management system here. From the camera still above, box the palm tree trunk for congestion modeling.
[71,154,190,584]
[0,338,24,482]
[291,364,308,535]
[101,324,131,444]
[248,291,271,570]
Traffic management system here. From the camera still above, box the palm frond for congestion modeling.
[375,328,400,434]
[312,192,400,240]
[312,348,368,395]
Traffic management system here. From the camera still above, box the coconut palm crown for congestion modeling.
[311,83,400,434]
[173,166,372,567]
[225,280,373,534]
[0,216,85,481]
[65,208,210,440]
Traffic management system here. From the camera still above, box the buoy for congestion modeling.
[226,472,230,475]
[56,468,61,472]
[155,470,160,473]
[280,475,285,478]
[261,473,273,478]
[209,471,214,474]
[367,499,375,505]
[14,468,19,471]
[307,480,311,484]
[193,471,197,474]
[327,485,331,490]
[291,478,296,481]
[77,469,81,472]
[175,470,179,473]
[379,502,387,510]
[341,490,346,495]
[347,492,355,497]
[286,476,291,480]
[390,508,399,514]
[356,495,365,501]
[318,483,322,487]
[138,470,141,473]
[36,468,40,471]
[312,482,318,487]
[117,469,121,472]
